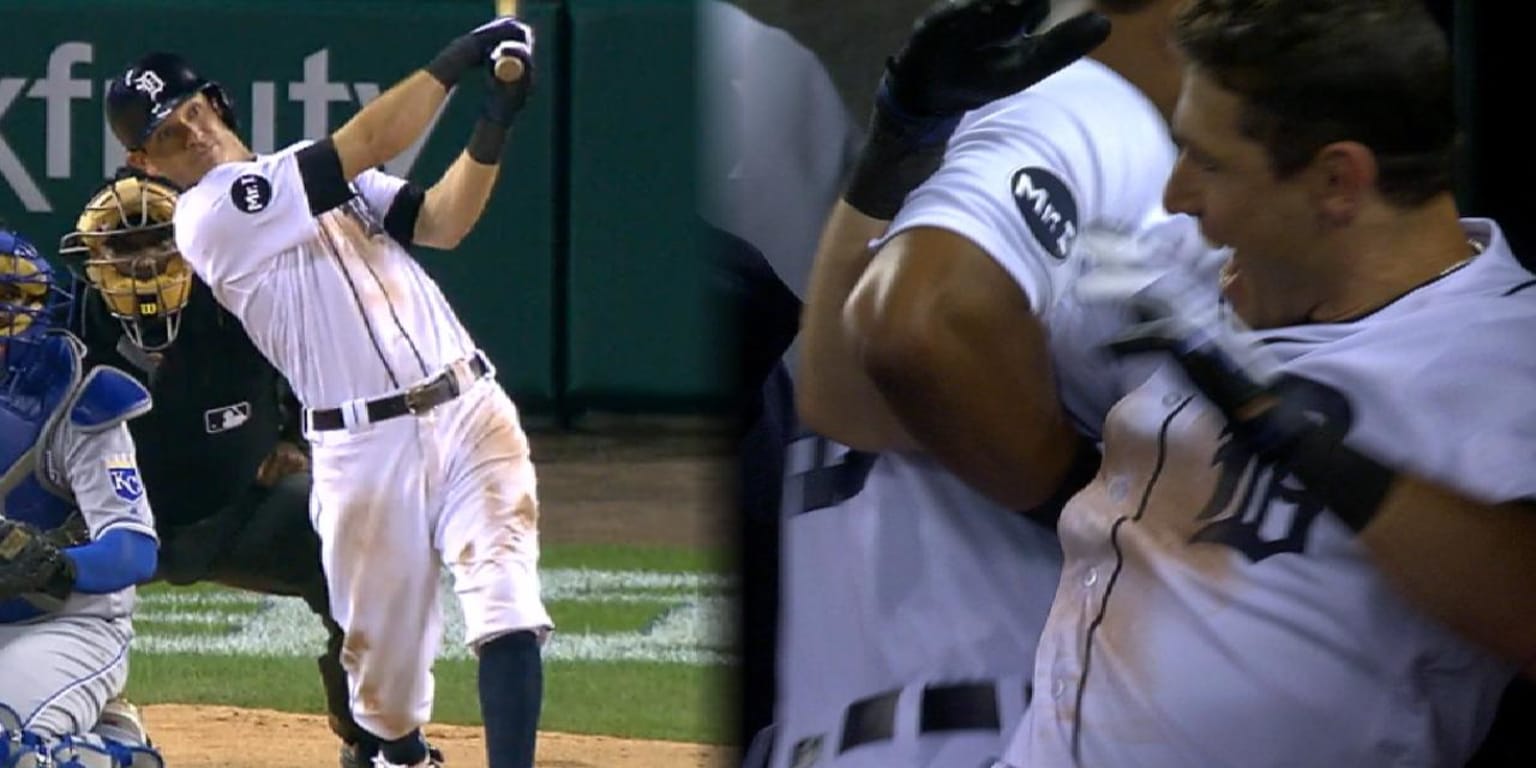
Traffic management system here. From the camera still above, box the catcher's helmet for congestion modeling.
[106,52,237,151]
[0,229,72,378]
[59,170,193,352]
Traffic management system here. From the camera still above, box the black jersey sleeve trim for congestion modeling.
[295,139,353,216]
[383,183,427,247]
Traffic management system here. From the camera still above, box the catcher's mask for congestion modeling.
[0,229,71,379]
[107,52,238,152]
[59,173,192,352]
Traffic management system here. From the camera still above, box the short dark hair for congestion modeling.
[1174,0,1456,207]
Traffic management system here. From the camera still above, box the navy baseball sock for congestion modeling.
[378,729,428,766]
[478,629,544,768]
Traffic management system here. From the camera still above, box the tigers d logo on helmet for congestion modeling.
[59,172,193,352]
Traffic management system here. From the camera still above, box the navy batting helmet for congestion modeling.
[106,52,238,151]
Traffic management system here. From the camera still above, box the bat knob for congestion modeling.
[493,45,526,83]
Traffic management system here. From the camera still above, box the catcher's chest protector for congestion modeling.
[0,339,81,530]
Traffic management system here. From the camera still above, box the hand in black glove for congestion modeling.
[1105,286,1394,532]
[428,16,536,90]
[887,0,1112,119]
[0,518,76,602]
[845,0,1110,218]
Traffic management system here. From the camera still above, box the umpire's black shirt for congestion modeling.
[76,278,300,528]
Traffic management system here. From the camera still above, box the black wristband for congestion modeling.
[1272,428,1397,533]
[842,81,962,220]
[467,118,509,165]
[427,35,480,89]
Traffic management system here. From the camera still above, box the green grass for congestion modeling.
[127,656,730,744]
[539,543,727,574]
[127,542,735,744]
[548,600,676,634]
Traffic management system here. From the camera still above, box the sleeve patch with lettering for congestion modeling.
[1011,167,1079,261]
[105,453,145,503]
[230,173,274,214]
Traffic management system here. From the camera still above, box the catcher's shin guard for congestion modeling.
[50,733,165,768]
[0,703,47,768]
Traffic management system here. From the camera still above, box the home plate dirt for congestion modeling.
[142,705,735,768]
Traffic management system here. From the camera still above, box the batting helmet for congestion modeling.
[59,169,193,352]
[0,229,72,380]
[106,52,238,151]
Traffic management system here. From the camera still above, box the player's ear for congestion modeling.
[1309,140,1375,228]
[126,150,155,176]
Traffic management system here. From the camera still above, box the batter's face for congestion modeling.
[134,94,248,189]
[1162,68,1326,329]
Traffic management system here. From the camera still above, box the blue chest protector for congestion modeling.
[0,333,153,622]
[2,333,153,527]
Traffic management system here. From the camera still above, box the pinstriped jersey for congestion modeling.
[1004,219,1534,768]
[173,141,478,412]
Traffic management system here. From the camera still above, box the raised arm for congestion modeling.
[799,0,1108,448]
[330,17,534,185]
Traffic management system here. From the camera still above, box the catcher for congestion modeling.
[0,228,163,767]
[57,169,437,768]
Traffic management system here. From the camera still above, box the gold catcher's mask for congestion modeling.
[59,173,192,352]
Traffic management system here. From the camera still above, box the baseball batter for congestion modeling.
[0,230,162,767]
[777,2,1187,766]
[994,1,1536,765]
[101,17,546,768]
[59,168,436,767]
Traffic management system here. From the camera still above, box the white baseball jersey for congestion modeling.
[771,58,1178,767]
[173,140,478,411]
[1003,219,1535,768]
[173,140,550,743]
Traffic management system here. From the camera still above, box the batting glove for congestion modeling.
[428,16,536,89]
[844,0,1111,218]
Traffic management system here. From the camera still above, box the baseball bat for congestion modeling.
[493,0,526,82]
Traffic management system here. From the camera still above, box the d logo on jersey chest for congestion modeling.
[1011,167,1078,261]
[230,174,273,214]
[1190,376,1353,562]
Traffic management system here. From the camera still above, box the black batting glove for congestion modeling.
[428,16,536,89]
[845,0,1111,218]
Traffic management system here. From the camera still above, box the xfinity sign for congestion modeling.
[0,44,449,213]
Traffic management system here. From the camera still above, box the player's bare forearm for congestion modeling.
[331,71,451,182]
[1356,478,1536,678]
[850,227,1081,512]
[415,151,502,250]
[797,201,920,450]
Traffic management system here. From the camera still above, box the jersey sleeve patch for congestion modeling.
[1011,167,1079,261]
[104,452,145,503]
[229,173,274,214]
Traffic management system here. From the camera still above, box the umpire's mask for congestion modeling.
[59,172,192,352]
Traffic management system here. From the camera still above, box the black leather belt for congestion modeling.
[830,681,1017,755]
[306,353,490,432]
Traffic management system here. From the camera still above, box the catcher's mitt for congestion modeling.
[0,518,76,601]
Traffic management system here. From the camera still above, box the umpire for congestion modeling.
[58,168,414,768]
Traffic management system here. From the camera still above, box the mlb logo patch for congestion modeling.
[105,453,144,503]
[205,402,252,434]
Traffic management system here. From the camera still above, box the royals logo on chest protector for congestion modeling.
[104,453,145,503]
